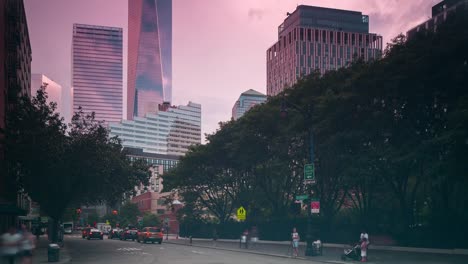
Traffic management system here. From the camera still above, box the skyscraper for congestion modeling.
[266,5,383,96]
[31,74,66,122]
[128,0,172,119]
[72,24,123,123]
[232,89,267,120]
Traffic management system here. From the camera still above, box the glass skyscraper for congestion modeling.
[72,24,123,123]
[232,89,267,120]
[128,0,172,120]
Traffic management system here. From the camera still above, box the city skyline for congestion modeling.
[24,0,439,140]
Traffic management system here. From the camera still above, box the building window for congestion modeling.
[337,33,341,44]
[300,28,304,41]
[315,30,319,42]
[344,33,348,45]
[157,209,165,214]
[330,31,334,43]
[322,30,326,43]
[307,29,311,41]
[352,34,356,46]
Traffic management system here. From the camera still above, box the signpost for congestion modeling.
[304,164,315,184]
[311,200,320,214]
[237,206,246,221]
[295,194,309,200]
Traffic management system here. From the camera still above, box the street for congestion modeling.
[62,235,468,264]
[65,235,314,264]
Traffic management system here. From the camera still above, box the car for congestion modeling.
[82,227,92,239]
[108,228,122,239]
[119,228,138,241]
[136,227,164,244]
[87,228,104,240]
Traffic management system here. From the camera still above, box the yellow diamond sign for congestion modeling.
[237,206,246,221]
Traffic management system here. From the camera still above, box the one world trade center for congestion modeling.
[127,0,172,119]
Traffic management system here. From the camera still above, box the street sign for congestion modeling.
[237,206,246,221]
[311,200,320,214]
[295,195,309,200]
[304,164,316,184]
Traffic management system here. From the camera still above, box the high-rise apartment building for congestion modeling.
[109,102,201,156]
[232,89,267,120]
[267,5,383,96]
[0,0,32,232]
[407,0,468,39]
[31,74,67,122]
[72,24,123,123]
[128,0,172,119]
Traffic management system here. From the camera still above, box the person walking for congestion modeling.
[360,237,368,262]
[1,226,22,264]
[291,227,300,258]
[19,224,35,264]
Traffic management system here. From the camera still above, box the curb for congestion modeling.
[176,237,468,255]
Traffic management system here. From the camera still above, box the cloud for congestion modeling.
[248,8,267,20]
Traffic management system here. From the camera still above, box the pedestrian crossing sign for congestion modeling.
[237,206,246,221]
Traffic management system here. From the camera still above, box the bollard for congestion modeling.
[189,236,192,245]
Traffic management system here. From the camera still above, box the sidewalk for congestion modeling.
[32,237,71,264]
[165,237,468,264]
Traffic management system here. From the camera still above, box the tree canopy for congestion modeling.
[164,13,468,247]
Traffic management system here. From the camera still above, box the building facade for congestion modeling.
[232,89,267,120]
[72,24,123,124]
[128,0,172,119]
[266,5,383,96]
[0,0,32,233]
[109,102,201,156]
[407,0,468,39]
[31,74,66,122]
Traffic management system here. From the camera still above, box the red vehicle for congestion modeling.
[136,227,163,244]
[82,227,92,239]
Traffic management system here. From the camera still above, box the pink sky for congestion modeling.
[24,0,438,140]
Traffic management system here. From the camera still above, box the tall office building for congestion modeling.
[109,101,201,156]
[72,24,123,123]
[128,0,172,120]
[31,74,67,122]
[407,0,468,39]
[232,89,267,120]
[267,5,383,96]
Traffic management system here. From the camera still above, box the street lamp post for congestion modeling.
[281,97,316,257]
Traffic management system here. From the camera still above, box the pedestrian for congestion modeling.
[0,226,22,264]
[360,229,369,244]
[241,229,249,249]
[291,227,300,258]
[250,226,258,248]
[19,224,36,264]
[360,237,368,262]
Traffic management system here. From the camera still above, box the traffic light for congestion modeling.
[112,210,118,215]
[76,208,81,215]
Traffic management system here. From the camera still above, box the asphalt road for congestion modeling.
[65,235,318,264]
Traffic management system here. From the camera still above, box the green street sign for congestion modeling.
[295,195,309,200]
[304,164,315,183]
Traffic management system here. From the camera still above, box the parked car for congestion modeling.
[120,228,138,241]
[87,228,104,240]
[136,227,163,244]
[82,227,92,239]
[108,228,122,239]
